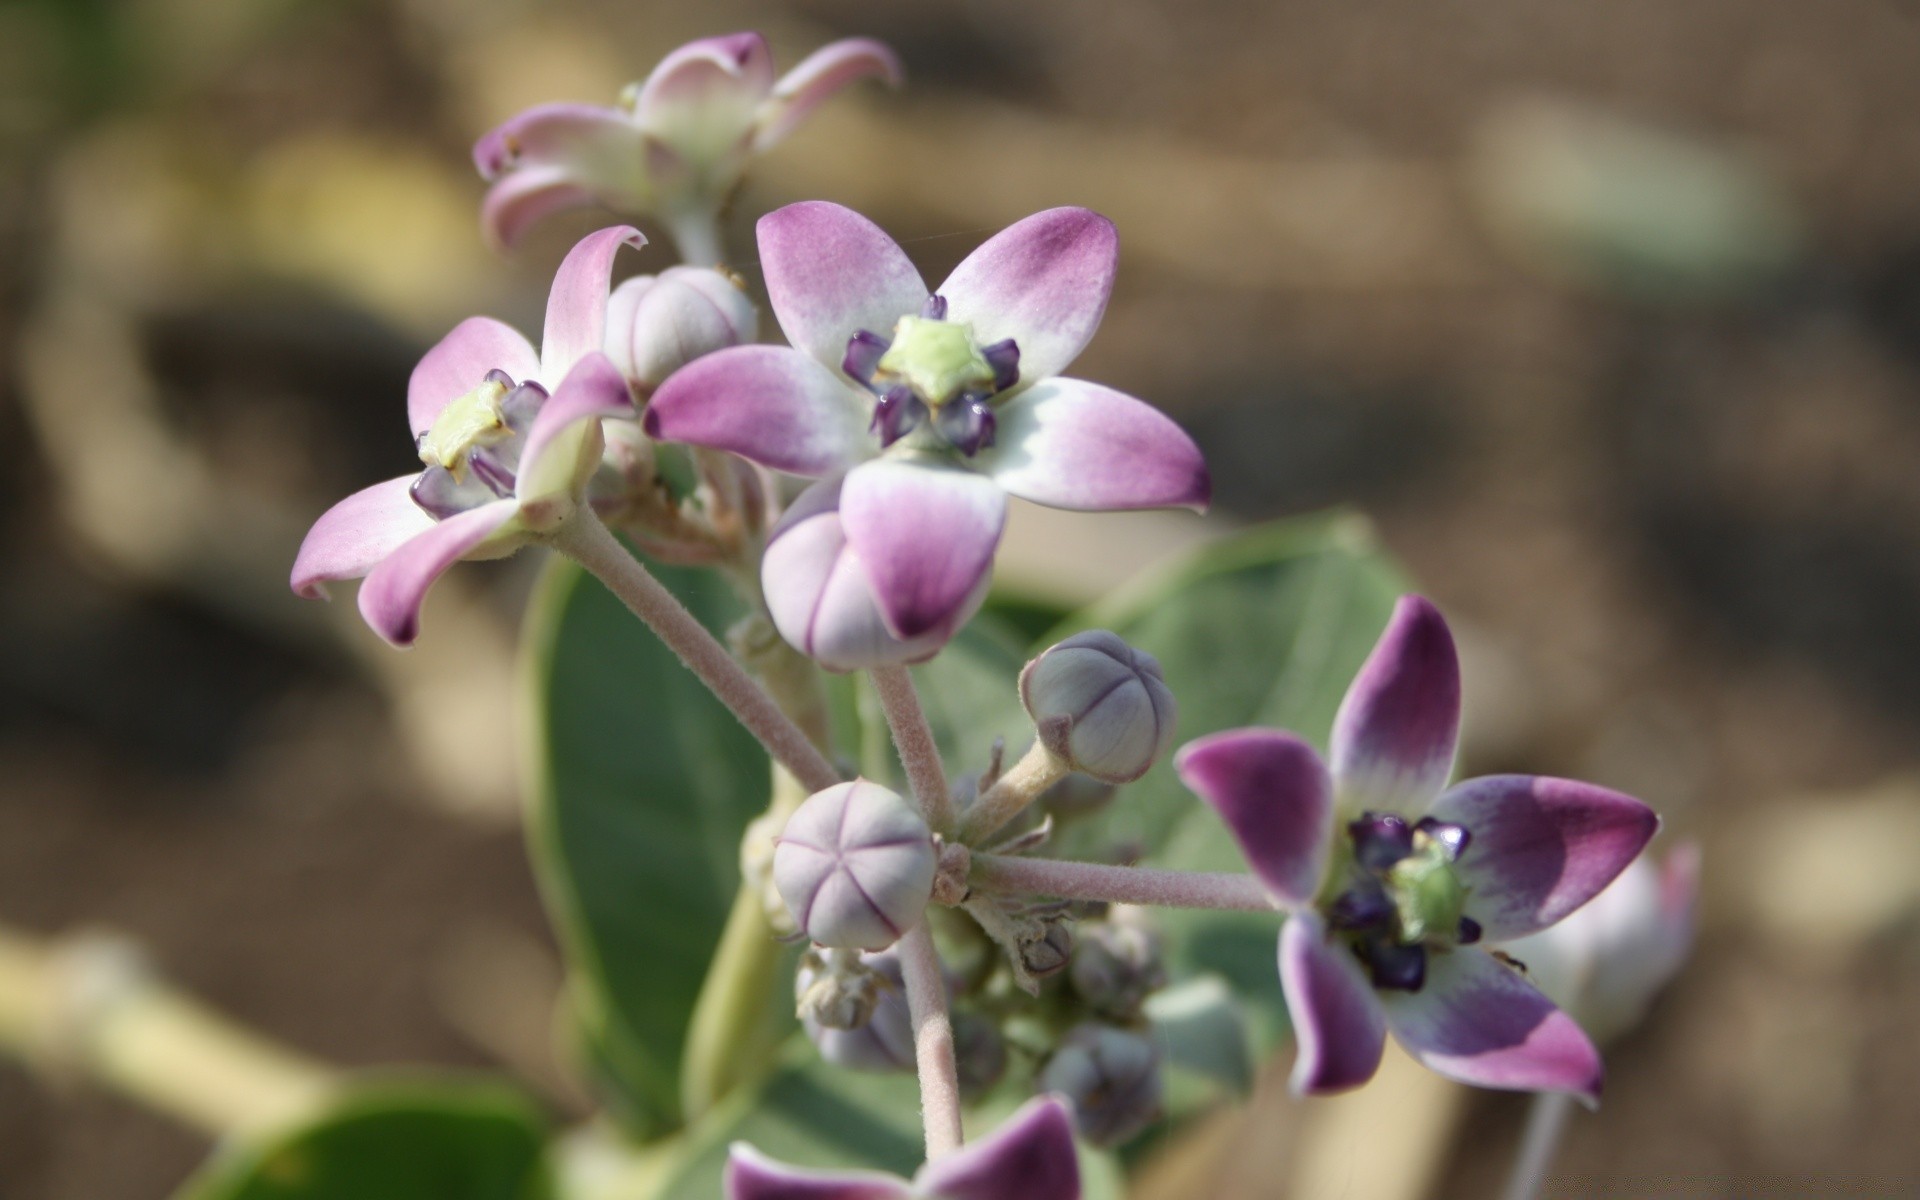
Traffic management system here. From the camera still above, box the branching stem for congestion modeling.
[959,739,1070,844]
[896,922,963,1159]
[868,665,954,833]
[970,854,1275,912]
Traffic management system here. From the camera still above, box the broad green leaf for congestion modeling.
[173,1079,549,1200]
[523,556,773,1135]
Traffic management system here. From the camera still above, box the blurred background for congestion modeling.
[4,0,1920,1194]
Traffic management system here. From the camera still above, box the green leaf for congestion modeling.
[522,556,773,1135]
[173,1079,549,1200]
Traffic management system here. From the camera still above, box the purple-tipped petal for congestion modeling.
[516,352,632,508]
[914,1095,1081,1200]
[356,499,519,647]
[724,1144,910,1200]
[938,208,1117,386]
[758,202,928,372]
[645,345,870,475]
[839,459,1005,640]
[1382,945,1603,1102]
[636,33,775,122]
[755,38,904,151]
[975,379,1209,513]
[471,102,640,180]
[291,476,435,598]
[1279,912,1388,1095]
[1329,595,1462,817]
[1426,775,1659,942]
[478,167,604,252]
[1173,729,1332,907]
[541,226,646,381]
[408,317,540,438]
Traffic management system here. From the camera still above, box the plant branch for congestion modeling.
[1502,1090,1576,1200]
[958,739,1070,844]
[897,922,963,1159]
[868,665,954,833]
[970,854,1275,912]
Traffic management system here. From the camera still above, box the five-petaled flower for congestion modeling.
[646,201,1210,670]
[290,226,643,646]
[726,1095,1080,1200]
[1175,595,1658,1101]
[474,33,902,253]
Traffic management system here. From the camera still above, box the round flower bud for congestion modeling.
[1018,915,1075,979]
[1069,911,1167,1018]
[1020,631,1177,784]
[1038,1023,1165,1146]
[774,780,936,950]
[798,948,914,1072]
[605,266,757,391]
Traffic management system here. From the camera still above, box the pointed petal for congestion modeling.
[1174,729,1332,907]
[938,208,1117,386]
[1279,913,1388,1095]
[977,378,1210,512]
[840,459,1005,639]
[409,317,539,438]
[478,167,603,252]
[290,476,434,598]
[1329,595,1462,817]
[915,1096,1081,1200]
[637,32,775,123]
[755,38,904,151]
[356,500,519,647]
[517,352,633,506]
[471,102,640,180]
[644,345,870,475]
[758,202,928,371]
[724,1144,910,1200]
[1382,946,1603,1102]
[1427,775,1659,942]
[541,225,646,380]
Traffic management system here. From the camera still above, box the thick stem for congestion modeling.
[868,665,954,834]
[897,922,963,1159]
[551,512,840,794]
[664,207,726,268]
[971,854,1276,912]
[959,739,1070,844]
[1501,1091,1576,1200]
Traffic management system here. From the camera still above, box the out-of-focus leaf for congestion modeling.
[173,1080,549,1200]
[523,556,772,1136]
[1148,974,1256,1115]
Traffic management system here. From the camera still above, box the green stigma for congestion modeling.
[1386,833,1467,945]
[418,379,511,477]
[875,316,995,407]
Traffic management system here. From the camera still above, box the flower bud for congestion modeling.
[1020,631,1177,784]
[953,1011,1008,1100]
[1069,911,1167,1018]
[1038,1024,1164,1147]
[605,266,757,391]
[1018,915,1075,979]
[797,948,914,1072]
[774,780,936,950]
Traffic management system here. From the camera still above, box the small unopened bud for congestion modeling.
[1038,1024,1165,1146]
[1069,911,1167,1018]
[1019,915,1075,979]
[798,948,914,1072]
[795,947,883,1030]
[774,780,936,951]
[1020,631,1176,784]
[953,1011,1008,1100]
[606,266,757,390]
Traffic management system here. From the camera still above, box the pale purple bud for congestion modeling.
[797,948,914,1072]
[774,780,936,950]
[1020,631,1177,784]
[605,266,757,391]
[1069,913,1167,1018]
[1038,1024,1165,1147]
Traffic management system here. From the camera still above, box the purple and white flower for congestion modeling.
[646,202,1211,668]
[290,227,643,646]
[1174,595,1658,1101]
[726,1095,1080,1200]
[474,33,901,253]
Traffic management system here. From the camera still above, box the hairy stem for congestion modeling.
[971,854,1275,912]
[868,665,954,833]
[1502,1091,1575,1200]
[897,922,963,1158]
[959,739,1070,844]
[664,207,726,268]
[552,512,840,794]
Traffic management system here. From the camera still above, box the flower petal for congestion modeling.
[758,202,928,372]
[409,317,539,438]
[636,33,775,124]
[914,1095,1081,1200]
[724,1143,910,1200]
[754,38,904,151]
[1174,729,1332,907]
[840,459,1006,640]
[1382,945,1603,1102]
[357,499,519,647]
[938,208,1117,386]
[477,166,603,252]
[644,345,870,475]
[541,226,646,381]
[517,352,633,508]
[1426,775,1659,942]
[471,102,640,180]
[1279,912,1388,1095]
[290,476,435,598]
[976,378,1210,512]
[1329,595,1461,817]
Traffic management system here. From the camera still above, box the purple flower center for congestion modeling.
[1325,812,1476,992]
[842,294,1020,458]
[410,369,548,519]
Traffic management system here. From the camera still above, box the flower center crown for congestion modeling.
[874,316,996,408]
[842,295,1021,458]
[411,369,549,520]
[418,377,513,478]
[1322,812,1479,992]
